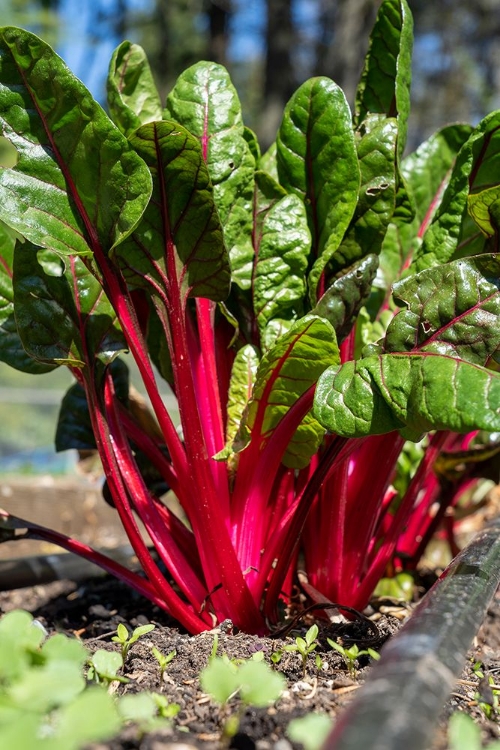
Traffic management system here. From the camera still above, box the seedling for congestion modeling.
[0,609,122,749]
[117,691,180,735]
[88,649,129,686]
[327,639,380,676]
[200,655,285,740]
[282,624,320,676]
[287,713,333,750]
[112,622,155,662]
[151,646,176,683]
[449,712,500,750]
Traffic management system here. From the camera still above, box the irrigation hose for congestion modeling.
[322,515,500,750]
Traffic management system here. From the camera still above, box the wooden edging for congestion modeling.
[322,516,500,750]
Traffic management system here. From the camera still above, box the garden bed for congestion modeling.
[1,573,499,749]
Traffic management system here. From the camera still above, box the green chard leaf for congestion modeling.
[0,27,152,256]
[314,353,500,441]
[354,0,413,161]
[315,255,500,440]
[259,141,278,181]
[55,359,129,451]
[328,115,398,276]
[276,77,360,304]
[0,225,54,373]
[115,120,230,304]
[239,315,339,468]
[13,244,125,368]
[252,170,309,338]
[375,123,473,303]
[313,254,379,343]
[222,344,260,454]
[385,254,500,365]
[107,41,163,138]
[416,111,500,270]
[165,61,255,289]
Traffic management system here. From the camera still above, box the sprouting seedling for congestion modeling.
[283,624,319,676]
[200,655,285,740]
[327,639,380,676]
[151,646,176,683]
[88,649,129,686]
[111,622,155,662]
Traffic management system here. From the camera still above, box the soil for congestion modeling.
[1,574,500,750]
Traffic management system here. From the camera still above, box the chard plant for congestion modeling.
[1,0,500,634]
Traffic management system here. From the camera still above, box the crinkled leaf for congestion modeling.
[55,359,129,451]
[314,352,500,440]
[416,111,500,271]
[385,255,500,365]
[329,116,398,276]
[313,254,379,343]
[375,124,473,304]
[165,62,255,289]
[115,120,230,303]
[276,77,360,304]
[107,41,162,138]
[240,315,339,468]
[0,27,152,255]
[13,243,125,368]
[0,227,55,373]
[354,0,413,161]
[260,317,294,352]
[252,171,309,337]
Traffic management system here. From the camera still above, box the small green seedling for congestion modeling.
[151,646,176,683]
[471,661,500,720]
[117,691,180,735]
[287,713,333,750]
[327,639,380,676]
[88,649,129,686]
[282,624,319,676]
[200,655,285,740]
[449,712,500,750]
[112,622,155,662]
[0,609,122,749]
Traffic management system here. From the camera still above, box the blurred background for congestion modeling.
[1,0,500,475]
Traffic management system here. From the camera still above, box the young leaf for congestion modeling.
[107,41,162,138]
[312,255,379,343]
[115,120,230,304]
[252,170,309,336]
[376,123,473,300]
[237,660,285,706]
[223,344,260,452]
[13,244,125,368]
[314,353,500,440]
[385,254,500,365]
[0,27,152,255]
[165,61,255,289]
[238,315,339,468]
[355,0,413,161]
[276,77,360,303]
[329,116,398,276]
[416,111,500,270]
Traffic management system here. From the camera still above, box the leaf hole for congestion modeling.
[0,136,19,168]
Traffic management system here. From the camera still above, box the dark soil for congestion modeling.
[1,575,500,749]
